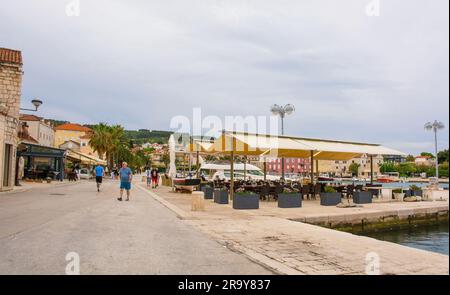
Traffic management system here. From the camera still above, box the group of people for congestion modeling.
[92,163,161,201]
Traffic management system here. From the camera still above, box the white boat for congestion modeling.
[200,163,281,181]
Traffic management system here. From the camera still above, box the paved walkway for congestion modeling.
[141,184,449,275]
[0,180,272,274]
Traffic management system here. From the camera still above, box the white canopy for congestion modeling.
[208,131,406,160]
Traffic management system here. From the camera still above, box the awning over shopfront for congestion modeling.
[17,143,66,181]
[66,150,107,166]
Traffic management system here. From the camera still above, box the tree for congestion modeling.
[438,149,449,164]
[405,155,415,162]
[349,163,360,176]
[380,162,397,173]
[89,123,111,160]
[420,152,435,158]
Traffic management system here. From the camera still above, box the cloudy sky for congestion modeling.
[1,0,448,155]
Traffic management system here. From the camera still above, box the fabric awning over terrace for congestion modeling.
[206,131,406,160]
[66,150,107,165]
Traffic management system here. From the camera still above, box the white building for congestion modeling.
[19,114,55,147]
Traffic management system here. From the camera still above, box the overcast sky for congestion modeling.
[1,0,448,155]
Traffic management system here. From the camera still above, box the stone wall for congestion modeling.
[0,62,23,191]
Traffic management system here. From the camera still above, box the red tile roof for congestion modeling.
[20,114,42,121]
[0,48,23,65]
[55,123,92,132]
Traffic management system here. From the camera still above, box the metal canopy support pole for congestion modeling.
[263,160,267,181]
[196,149,200,178]
[310,151,314,184]
[230,137,235,201]
[370,155,374,185]
[244,156,247,181]
[316,159,319,179]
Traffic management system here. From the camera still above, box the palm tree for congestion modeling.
[424,120,445,178]
[107,125,125,168]
[89,123,111,160]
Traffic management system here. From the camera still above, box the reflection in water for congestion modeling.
[362,223,449,255]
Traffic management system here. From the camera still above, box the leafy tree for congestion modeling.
[380,162,397,173]
[420,152,435,158]
[438,149,449,164]
[439,162,449,178]
[405,155,415,162]
[349,163,360,176]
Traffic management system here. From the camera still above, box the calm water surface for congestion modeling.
[362,223,449,255]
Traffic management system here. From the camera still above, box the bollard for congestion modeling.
[191,191,205,211]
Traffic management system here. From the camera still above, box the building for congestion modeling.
[318,154,384,178]
[19,114,55,147]
[415,155,435,167]
[54,123,99,157]
[267,158,311,175]
[383,154,406,163]
[0,48,23,191]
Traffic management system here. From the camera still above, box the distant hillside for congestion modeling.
[124,130,172,144]
[48,119,172,144]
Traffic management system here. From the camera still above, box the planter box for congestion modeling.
[405,190,423,197]
[320,192,342,206]
[214,189,229,204]
[201,186,214,199]
[353,191,372,204]
[393,192,405,201]
[278,193,302,208]
[233,193,259,210]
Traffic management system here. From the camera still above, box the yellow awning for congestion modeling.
[206,131,406,160]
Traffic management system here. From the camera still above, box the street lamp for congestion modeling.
[271,104,295,179]
[20,98,43,112]
[424,120,445,179]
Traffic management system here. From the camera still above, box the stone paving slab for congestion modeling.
[139,184,449,275]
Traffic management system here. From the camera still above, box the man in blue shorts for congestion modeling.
[118,162,133,201]
[94,164,105,192]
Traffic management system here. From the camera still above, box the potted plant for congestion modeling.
[407,184,423,197]
[392,188,405,201]
[353,190,372,204]
[233,189,259,210]
[213,188,229,204]
[201,185,214,200]
[320,186,342,206]
[278,188,302,208]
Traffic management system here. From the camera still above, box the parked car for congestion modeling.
[78,168,93,179]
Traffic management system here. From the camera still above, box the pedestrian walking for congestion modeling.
[151,167,159,189]
[145,167,152,187]
[118,162,133,201]
[94,164,105,192]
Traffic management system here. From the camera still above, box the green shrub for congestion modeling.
[324,186,337,193]
[409,184,421,191]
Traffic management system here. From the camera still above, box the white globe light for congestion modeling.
[270,104,282,115]
[284,104,295,115]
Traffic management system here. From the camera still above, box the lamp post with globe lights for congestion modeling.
[424,120,445,179]
[270,104,295,180]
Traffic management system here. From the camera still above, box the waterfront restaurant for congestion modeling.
[189,131,406,199]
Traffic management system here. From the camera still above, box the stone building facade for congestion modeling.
[0,48,23,191]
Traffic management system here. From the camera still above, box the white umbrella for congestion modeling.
[167,135,177,178]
